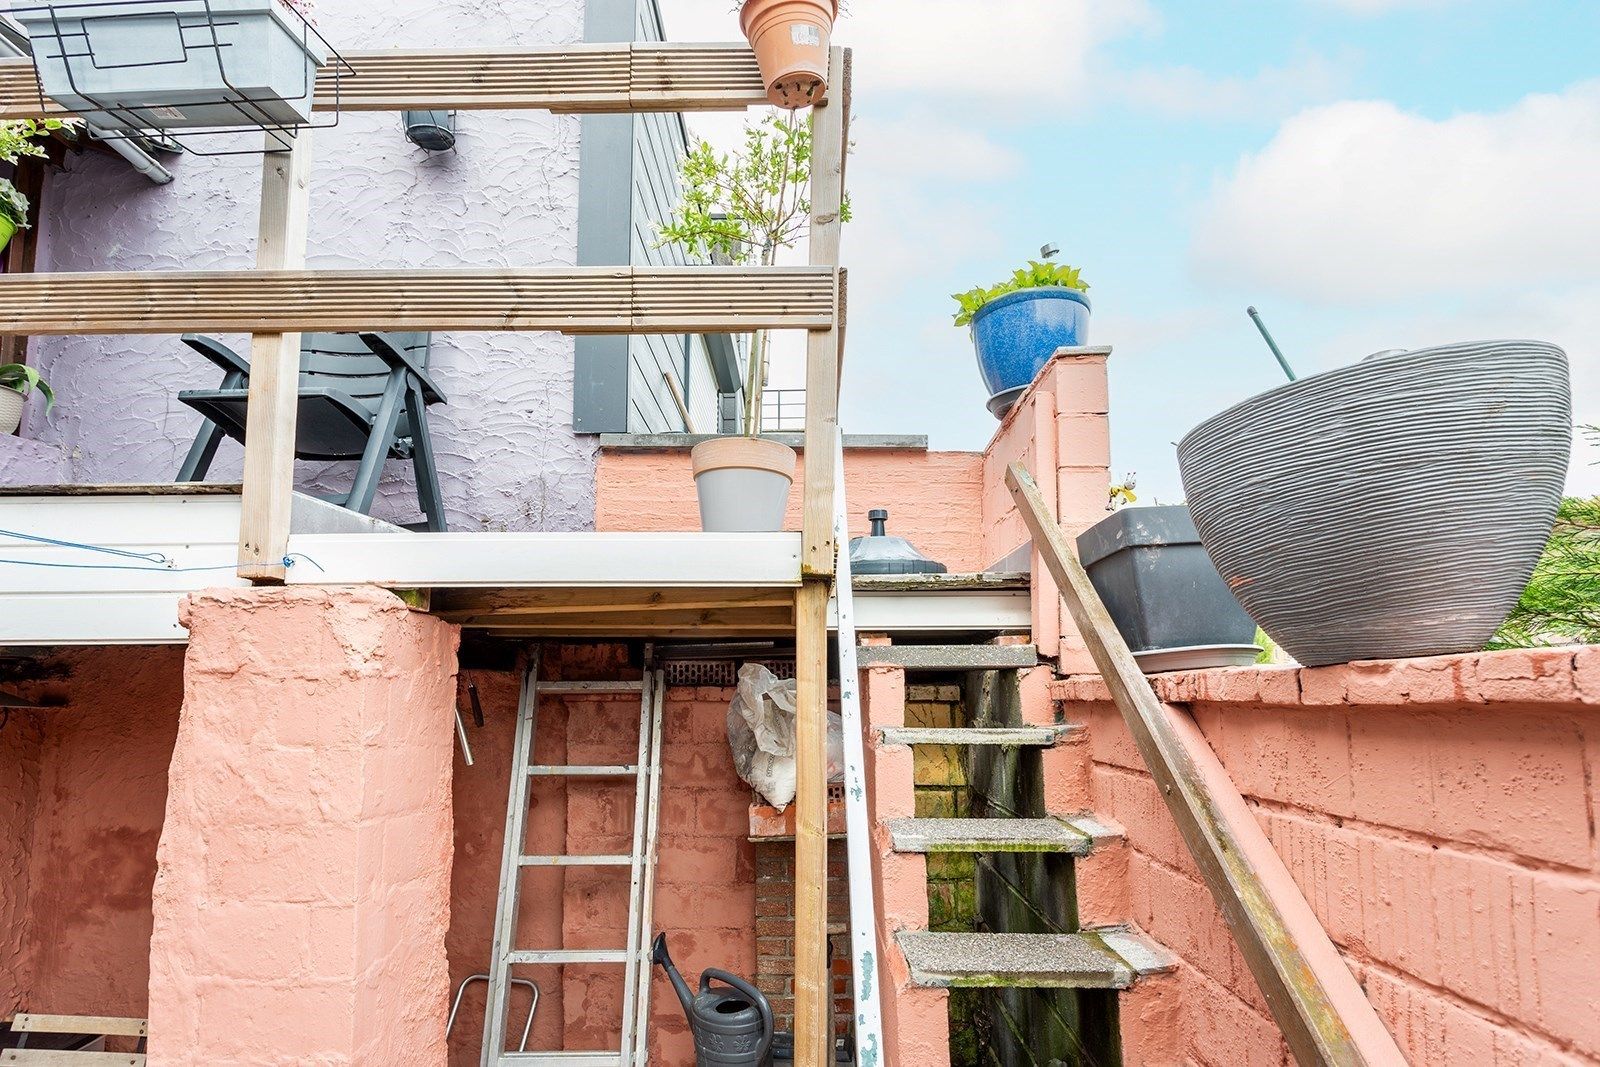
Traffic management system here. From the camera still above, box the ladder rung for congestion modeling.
[519,854,632,867]
[529,765,639,778]
[495,1053,624,1066]
[538,680,645,694]
[506,949,630,965]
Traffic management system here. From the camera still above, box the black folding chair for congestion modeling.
[176,331,447,531]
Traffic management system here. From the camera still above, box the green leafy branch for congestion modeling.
[0,119,67,229]
[952,260,1089,328]
[0,363,54,411]
[659,111,851,435]
[1490,425,1600,649]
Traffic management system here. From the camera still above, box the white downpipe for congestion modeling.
[87,127,174,185]
[832,437,887,1066]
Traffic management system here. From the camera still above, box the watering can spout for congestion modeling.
[653,933,696,1020]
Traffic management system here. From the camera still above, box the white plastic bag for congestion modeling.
[726,663,843,811]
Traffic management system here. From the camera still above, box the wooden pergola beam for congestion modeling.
[0,266,839,336]
[0,44,771,120]
[794,45,850,1067]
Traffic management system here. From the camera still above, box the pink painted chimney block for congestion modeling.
[147,587,459,1066]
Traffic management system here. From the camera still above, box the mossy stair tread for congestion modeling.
[878,725,1078,747]
[897,930,1171,990]
[889,817,1092,855]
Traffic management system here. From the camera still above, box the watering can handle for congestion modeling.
[700,969,775,1060]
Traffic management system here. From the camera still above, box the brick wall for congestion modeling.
[1054,647,1600,1066]
[753,841,853,1045]
[446,668,762,1065]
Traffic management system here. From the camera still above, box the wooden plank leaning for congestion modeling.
[1005,461,1407,1067]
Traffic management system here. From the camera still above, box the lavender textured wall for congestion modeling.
[24,0,596,532]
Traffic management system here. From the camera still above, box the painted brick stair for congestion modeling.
[897,930,1175,990]
[862,642,1176,1062]
[888,816,1093,855]
[878,724,1079,747]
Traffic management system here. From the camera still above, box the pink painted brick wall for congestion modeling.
[1053,647,1600,1066]
[147,587,459,1067]
[596,446,989,572]
[981,348,1113,670]
[442,664,760,1065]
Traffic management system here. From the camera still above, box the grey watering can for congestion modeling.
[653,933,775,1066]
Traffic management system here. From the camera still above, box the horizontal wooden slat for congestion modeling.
[1,1052,145,1066]
[0,44,771,120]
[433,586,795,619]
[0,267,837,336]
[11,1015,146,1038]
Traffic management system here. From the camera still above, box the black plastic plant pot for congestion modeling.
[1077,505,1261,673]
[1177,340,1571,668]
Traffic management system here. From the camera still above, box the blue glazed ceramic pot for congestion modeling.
[970,287,1091,413]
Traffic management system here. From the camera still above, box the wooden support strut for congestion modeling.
[237,133,313,582]
[1005,462,1408,1067]
[794,46,851,1067]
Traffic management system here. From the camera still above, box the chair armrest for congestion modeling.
[181,334,252,378]
[359,332,447,404]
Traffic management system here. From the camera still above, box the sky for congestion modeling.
[660,0,1600,501]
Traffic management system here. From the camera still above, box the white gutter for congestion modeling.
[832,438,887,1066]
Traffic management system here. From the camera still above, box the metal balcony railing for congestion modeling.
[760,388,806,433]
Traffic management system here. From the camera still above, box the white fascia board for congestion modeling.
[284,532,802,588]
[838,589,1032,634]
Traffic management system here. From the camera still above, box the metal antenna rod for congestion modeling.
[1248,306,1299,382]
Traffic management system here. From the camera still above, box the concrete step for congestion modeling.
[856,643,1039,671]
[889,817,1092,855]
[878,725,1078,747]
[896,928,1176,990]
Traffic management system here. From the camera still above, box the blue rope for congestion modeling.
[0,526,171,565]
[0,527,326,575]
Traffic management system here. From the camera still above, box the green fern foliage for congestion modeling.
[1490,425,1600,649]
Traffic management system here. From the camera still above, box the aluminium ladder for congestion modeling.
[481,645,667,1066]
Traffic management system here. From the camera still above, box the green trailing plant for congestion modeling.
[1491,426,1600,649]
[0,119,65,230]
[952,260,1089,328]
[659,111,851,436]
[0,363,54,411]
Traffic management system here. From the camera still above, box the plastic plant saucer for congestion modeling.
[986,384,1027,419]
[1131,644,1263,674]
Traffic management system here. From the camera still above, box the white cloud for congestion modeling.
[664,0,1158,107]
[1109,52,1350,120]
[1314,0,1456,12]
[1193,82,1600,302]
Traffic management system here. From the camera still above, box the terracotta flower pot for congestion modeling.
[691,436,797,532]
[739,0,839,109]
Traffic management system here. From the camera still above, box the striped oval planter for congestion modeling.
[1177,340,1571,667]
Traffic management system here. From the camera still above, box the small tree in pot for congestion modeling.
[660,111,850,532]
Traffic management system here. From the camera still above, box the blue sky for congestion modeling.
[664,1,1600,501]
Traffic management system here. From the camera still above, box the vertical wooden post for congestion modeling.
[793,579,833,1067]
[795,45,851,1067]
[237,132,314,582]
[800,48,850,578]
